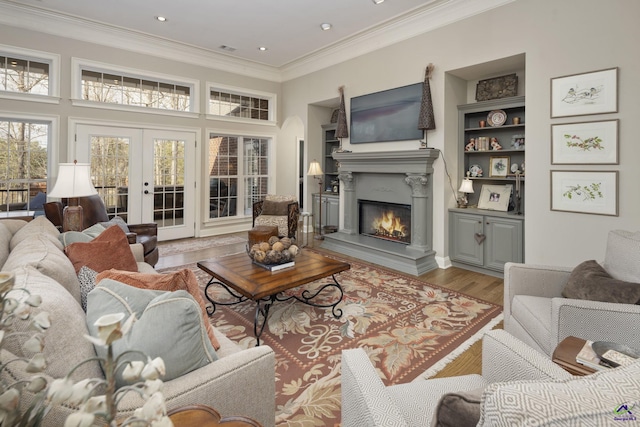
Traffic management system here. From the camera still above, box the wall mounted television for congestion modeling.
[350,82,423,144]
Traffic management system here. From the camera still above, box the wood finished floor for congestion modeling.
[157,231,504,379]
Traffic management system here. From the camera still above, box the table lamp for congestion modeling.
[457,172,474,208]
[48,161,98,231]
[307,160,324,240]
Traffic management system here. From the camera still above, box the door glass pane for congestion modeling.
[243,138,268,215]
[90,136,130,221]
[208,135,238,219]
[153,138,185,227]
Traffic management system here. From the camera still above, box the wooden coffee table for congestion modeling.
[198,250,350,345]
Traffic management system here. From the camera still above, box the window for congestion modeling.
[0,45,60,102]
[208,134,270,219]
[72,58,199,116]
[0,117,51,212]
[207,83,276,124]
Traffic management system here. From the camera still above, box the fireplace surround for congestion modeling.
[322,149,439,275]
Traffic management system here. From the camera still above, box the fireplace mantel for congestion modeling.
[322,149,440,276]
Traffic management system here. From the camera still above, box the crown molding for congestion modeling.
[0,0,513,83]
[281,0,514,81]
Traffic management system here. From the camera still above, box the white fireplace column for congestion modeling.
[338,172,355,234]
[405,173,432,252]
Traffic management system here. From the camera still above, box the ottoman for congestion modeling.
[248,225,279,247]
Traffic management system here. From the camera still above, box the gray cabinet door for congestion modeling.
[484,217,523,271]
[450,212,484,266]
[325,195,339,227]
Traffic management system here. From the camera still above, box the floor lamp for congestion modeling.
[48,161,98,232]
[307,160,324,240]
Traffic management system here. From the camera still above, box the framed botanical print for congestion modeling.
[551,119,619,164]
[489,156,510,177]
[551,68,618,118]
[550,170,618,216]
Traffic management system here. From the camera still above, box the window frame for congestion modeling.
[205,129,275,223]
[0,110,60,210]
[206,82,277,126]
[0,44,60,104]
[71,58,200,118]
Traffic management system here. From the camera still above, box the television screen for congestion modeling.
[350,83,423,144]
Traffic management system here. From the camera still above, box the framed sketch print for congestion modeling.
[551,170,618,216]
[477,184,512,211]
[550,68,618,118]
[551,119,619,164]
[489,156,510,177]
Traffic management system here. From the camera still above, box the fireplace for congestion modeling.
[359,200,411,244]
[321,149,440,276]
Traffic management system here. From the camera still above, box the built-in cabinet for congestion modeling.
[450,96,526,276]
[312,193,339,231]
[321,124,340,190]
[449,209,523,274]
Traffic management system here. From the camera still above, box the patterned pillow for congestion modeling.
[478,360,640,426]
[77,266,98,312]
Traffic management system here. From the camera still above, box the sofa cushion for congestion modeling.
[563,260,640,304]
[99,216,130,233]
[478,359,640,426]
[0,223,11,268]
[510,295,552,355]
[4,233,82,304]
[432,388,483,427]
[9,266,103,381]
[9,215,62,251]
[604,230,640,283]
[261,200,290,216]
[86,279,218,387]
[95,268,220,350]
[65,225,138,274]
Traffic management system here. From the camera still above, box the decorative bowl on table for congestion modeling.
[247,236,299,266]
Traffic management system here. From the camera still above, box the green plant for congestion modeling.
[564,134,604,151]
[562,182,603,201]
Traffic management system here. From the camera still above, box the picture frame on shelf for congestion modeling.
[551,68,618,118]
[477,184,512,211]
[489,156,510,177]
[550,170,618,216]
[551,119,618,164]
[511,134,525,150]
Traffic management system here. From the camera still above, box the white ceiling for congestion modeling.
[0,0,513,80]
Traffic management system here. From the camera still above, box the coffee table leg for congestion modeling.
[254,297,275,347]
[204,277,248,316]
[275,274,344,319]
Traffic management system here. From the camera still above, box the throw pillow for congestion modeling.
[432,388,483,427]
[59,224,107,247]
[99,216,130,234]
[65,225,138,274]
[95,269,220,350]
[86,279,218,388]
[261,200,290,216]
[9,215,62,251]
[603,230,640,283]
[77,266,98,312]
[562,260,640,304]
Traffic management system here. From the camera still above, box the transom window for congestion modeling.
[0,45,60,101]
[207,83,275,124]
[208,134,270,219]
[72,59,199,115]
[0,117,51,212]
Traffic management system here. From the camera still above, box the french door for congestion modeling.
[74,124,196,241]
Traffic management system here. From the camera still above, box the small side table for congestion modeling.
[168,405,262,427]
[552,336,596,376]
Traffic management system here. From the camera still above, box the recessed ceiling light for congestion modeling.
[372,0,385,3]
[258,47,268,51]
[320,23,332,31]
[155,16,167,22]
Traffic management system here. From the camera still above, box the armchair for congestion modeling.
[44,194,159,267]
[504,229,640,356]
[252,194,299,239]
[342,329,640,426]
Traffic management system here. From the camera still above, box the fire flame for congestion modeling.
[372,211,407,238]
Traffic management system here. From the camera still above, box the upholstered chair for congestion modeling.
[44,194,159,267]
[252,194,300,238]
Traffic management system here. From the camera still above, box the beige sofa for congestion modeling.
[0,217,276,427]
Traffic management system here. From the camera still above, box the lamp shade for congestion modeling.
[307,160,324,177]
[458,178,474,194]
[48,162,98,198]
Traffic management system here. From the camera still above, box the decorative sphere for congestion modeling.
[279,237,292,249]
[288,245,299,257]
[253,250,266,263]
[272,242,285,252]
[259,242,271,252]
[268,236,280,245]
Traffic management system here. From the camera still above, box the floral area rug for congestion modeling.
[160,250,502,426]
[157,234,246,257]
